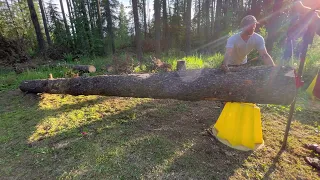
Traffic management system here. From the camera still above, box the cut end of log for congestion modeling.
[71,65,96,73]
[88,65,96,73]
[176,60,186,71]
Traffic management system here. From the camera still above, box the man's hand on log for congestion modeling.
[221,64,230,73]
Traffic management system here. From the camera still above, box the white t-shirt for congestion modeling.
[225,33,266,65]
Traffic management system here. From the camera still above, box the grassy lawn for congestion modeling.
[1,52,320,179]
[1,89,319,179]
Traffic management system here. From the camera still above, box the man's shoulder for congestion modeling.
[227,33,240,42]
[252,33,265,42]
[228,33,240,39]
[252,33,264,39]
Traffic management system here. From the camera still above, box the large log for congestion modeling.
[71,65,96,73]
[19,66,296,105]
[50,64,96,73]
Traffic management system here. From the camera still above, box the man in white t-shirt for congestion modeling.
[221,15,275,72]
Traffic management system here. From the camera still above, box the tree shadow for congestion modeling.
[260,101,320,128]
[262,149,284,180]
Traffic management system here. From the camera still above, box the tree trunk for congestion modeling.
[232,0,238,27]
[66,0,76,41]
[71,0,80,47]
[167,0,172,49]
[250,0,262,18]
[197,0,201,36]
[132,0,143,62]
[176,60,186,71]
[27,0,45,51]
[105,0,115,54]
[266,0,284,52]
[222,0,229,30]
[205,0,210,41]
[71,0,79,19]
[19,66,296,105]
[59,0,72,43]
[214,0,222,37]
[143,0,148,38]
[86,0,94,31]
[154,0,161,58]
[185,0,192,55]
[251,0,257,15]
[162,0,168,51]
[45,64,96,73]
[211,0,215,37]
[183,0,186,20]
[71,65,96,73]
[39,0,52,45]
[80,0,93,53]
[95,0,103,39]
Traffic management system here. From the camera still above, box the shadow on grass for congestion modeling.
[260,97,320,128]
[262,149,284,180]
[0,90,252,179]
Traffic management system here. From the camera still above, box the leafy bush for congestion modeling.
[63,53,74,62]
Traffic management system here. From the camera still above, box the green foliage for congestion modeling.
[304,37,320,82]
[0,0,37,47]
[203,53,224,68]
[259,27,267,39]
[27,48,36,58]
[115,3,131,49]
[47,2,69,48]
[181,55,204,69]
[164,53,224,70]
[63,53,74,62]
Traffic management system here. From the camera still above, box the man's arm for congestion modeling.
[221,48,233,72]
[221,36,235,72]
[294,1,320,17]
[258,48,275,66]
[222,48,233,66]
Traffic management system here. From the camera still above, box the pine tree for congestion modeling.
[117,4,130,41]
[185,0,192,54]
[39,0,52,45]
[154,0,161,58]
[27,0,45,50]
[132,0,143,61]
[105,0,115,54]
[59,0,71,44]
[142,0,148,38]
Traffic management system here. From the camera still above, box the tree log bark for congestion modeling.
[19,66,296,105]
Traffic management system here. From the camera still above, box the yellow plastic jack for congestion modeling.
[210,102,264,151]
[306,73,319,100]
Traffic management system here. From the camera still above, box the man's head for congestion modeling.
[240,15,258,36]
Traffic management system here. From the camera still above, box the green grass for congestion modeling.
[0,89,319,179]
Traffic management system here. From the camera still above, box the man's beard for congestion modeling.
[245,30,254,36]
